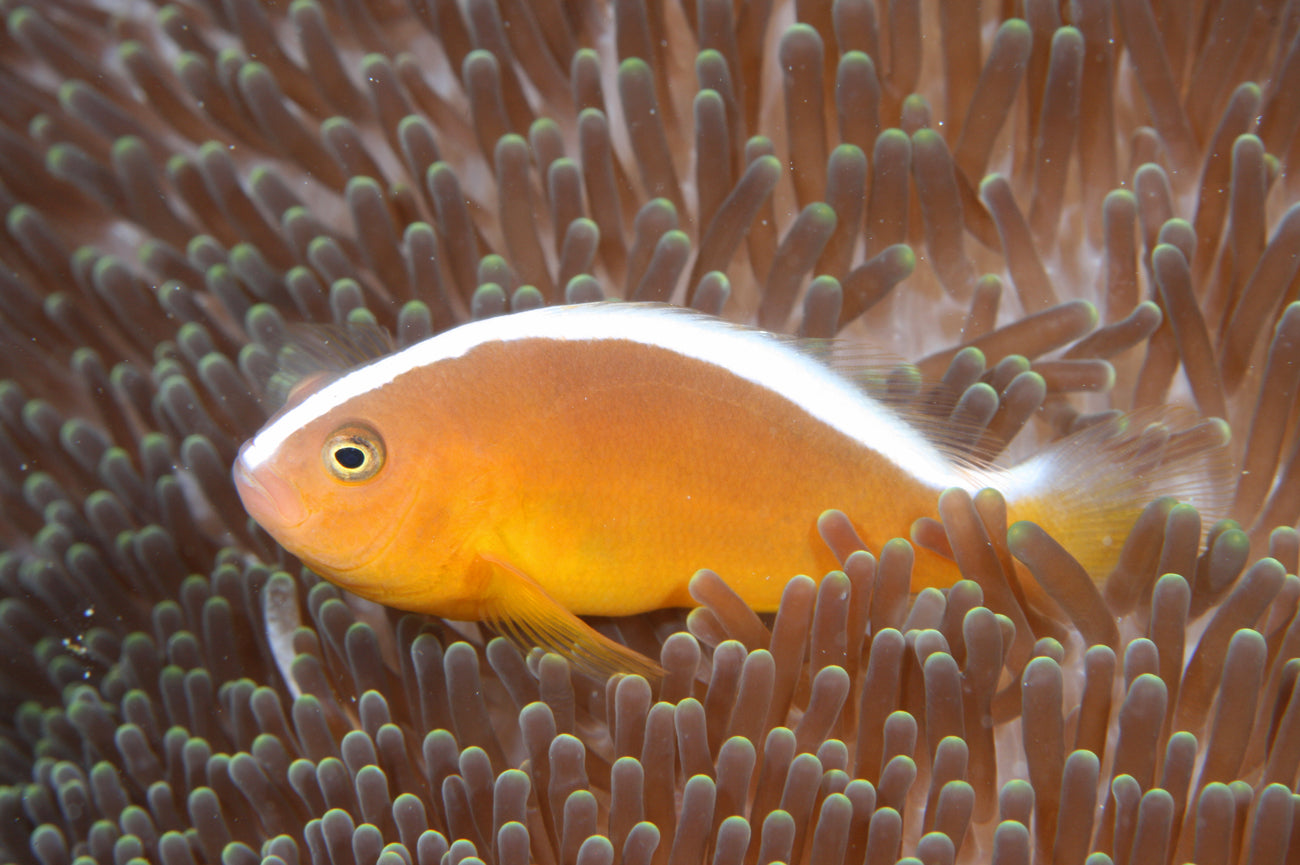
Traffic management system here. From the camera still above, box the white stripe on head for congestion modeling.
[241,303,965,489]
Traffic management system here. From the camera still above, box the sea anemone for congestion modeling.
[1,1,1299,864]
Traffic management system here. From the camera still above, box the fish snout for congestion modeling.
[233,451,308,530]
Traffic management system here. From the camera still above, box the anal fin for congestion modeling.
[473,554,665,681]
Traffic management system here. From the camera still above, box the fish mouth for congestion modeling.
[233,456,308,530]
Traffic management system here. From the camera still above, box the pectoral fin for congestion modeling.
[472,554,664,681]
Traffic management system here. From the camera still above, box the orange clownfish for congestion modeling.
[233,302,1230,677]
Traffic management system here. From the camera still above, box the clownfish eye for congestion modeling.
[322,427,385,482]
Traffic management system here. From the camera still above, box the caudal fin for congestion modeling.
[999,408,1235,581]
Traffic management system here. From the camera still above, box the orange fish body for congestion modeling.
[234,303,1227,676]
[408,336,955,616]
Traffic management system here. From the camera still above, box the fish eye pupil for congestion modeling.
[334,446,366,469]
[322,428,384,481]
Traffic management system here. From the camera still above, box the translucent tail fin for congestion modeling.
[998,409,1235,581]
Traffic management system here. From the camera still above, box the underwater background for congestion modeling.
[1,1,1299,863]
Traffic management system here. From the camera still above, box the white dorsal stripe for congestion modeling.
[240,303,971,490]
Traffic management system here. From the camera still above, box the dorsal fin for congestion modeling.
[613,302,1001,467]
[267,322,396,408]
[817,342,997,468]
